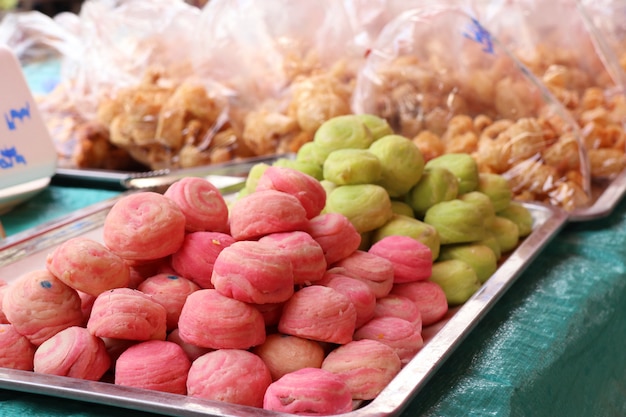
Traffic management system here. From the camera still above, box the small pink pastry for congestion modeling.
[87,288,167,341]
[0,324,36,370]
[166,328,213,362]
[278,285,357,345]
[390,281,448,326]
[103,191,186,261]
[46,237,131,297]
[229,190,309,241]
[258,231,327,285]
[211,240,294,304]
[332,250,395,298]
[263,367,353,415]
[319,271,376,329]
[187,349,272,407]
[3,270,83,346]
[353,316,423,365]
[253,333,326,381]
[322,339,402,400]
[164,176,229,233]
[137,273,200,331]
[255,165,326,219]
[115,340,191,395]
[170,231,235,289]
[33,326,110,381]
[307,212,362,265]
[373,294,423,332]
[178,289,266,349]
[368,235,433,283]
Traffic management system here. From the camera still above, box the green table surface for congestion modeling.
[0,185,625,417]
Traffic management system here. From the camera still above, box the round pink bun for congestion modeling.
[390,281,448,326]
[0,324,36,370]
[46,237,131,297]
[278,285,357,345]
[211,240,294,304]
[374,294,422,332]
[115,340,191,394]
[319,271,376,329]
[263,367,353,415]
[187,349,272,408]
[170,231,236,289]
[33,326,110,381]
[178,289,266,349]
[86,288,167,341]
[3,270,83,346]
[332,250,395,298]
[322,339,402,400]
[307,212,362,265]
[253,333,326,381]
[229,190,308,241]
[167,328,213,362]
[258,231,327,285]
[255,165,326,219]
[103,191,186,261]
[137,273,200,331]
[353,316,423,365]
[368,235,433,283]
[164,176,229,233]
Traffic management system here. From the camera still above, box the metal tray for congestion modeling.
[0,199,569,417]
[569,168,626,222]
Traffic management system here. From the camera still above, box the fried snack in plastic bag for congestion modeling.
[352,5,592,211]
[471,0,626,181]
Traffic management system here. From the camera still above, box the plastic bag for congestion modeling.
[470,0,626,182]
[352,5,593,211]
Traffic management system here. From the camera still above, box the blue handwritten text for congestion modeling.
[4,102,31,131]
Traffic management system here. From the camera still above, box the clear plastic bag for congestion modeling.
[352,4,593,211]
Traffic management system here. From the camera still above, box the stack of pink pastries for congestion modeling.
[0,167,457,415]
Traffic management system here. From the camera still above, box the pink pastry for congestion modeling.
[253,333,326,381]
[187,349,272,407]
[170,231,235,289]
[368,235,433,283]
[258,231,327,285]
[178,289,266,349]
[2,270,83,346]
[115,340,191,395]
[166,328,213,362]
[319,271,376,329]
[164,176,229,233]
[390,281,448,326]
[373,293,423,332]
[263,367,353,415]
[0,324,36,370]
[137,273,200,331]
[307,212,362,265]
[211,240,294,304]
[255,165,326,219]
[86,288,167,341]
[353,316,423,365]
[229,189,309,241]
[103,191,186,261]
[321,339,402,400]
[332,250,395,298]
[46,237,131,297]
[278,285,357,345]
[33,326,110,381]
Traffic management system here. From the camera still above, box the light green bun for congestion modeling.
[458,191,497,228]
[497,202,533,237]
[477,232,502,261]
[354,114,394,140]
[477,173,512,212]
[368,134,425,197]
[323,149,382,185]
[429,259,481,306]
[312,115,374,164]
[371,214,440,260]
[489,216,520,253]
[390,200,415,218]
[296,141,318,164]
[425,153,479,195]
[424,199,485,245]
[245,162,270,193]
[437,243,498,283]
[406,166,459,218]
[325,184,393,233]
[273,158,323,180]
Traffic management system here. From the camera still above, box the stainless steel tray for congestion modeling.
[569,168,626,222]
[0,200,569,417]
